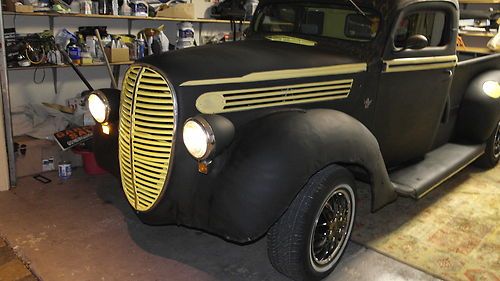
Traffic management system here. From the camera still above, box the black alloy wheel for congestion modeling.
[309,185,353,273]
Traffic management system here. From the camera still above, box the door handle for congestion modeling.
[444,69,453,77]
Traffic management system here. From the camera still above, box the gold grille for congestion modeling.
[119,65,175,212]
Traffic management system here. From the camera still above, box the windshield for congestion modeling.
[253,3,380,42]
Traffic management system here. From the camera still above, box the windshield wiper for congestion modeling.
[346,0,367,18]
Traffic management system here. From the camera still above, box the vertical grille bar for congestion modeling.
[119,65,175,212]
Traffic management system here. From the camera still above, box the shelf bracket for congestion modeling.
[199,22,203,45]
[112,65,121,88]
[52,68,58,94]
[49,15,54,33]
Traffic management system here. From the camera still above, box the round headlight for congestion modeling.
[183,119,212,159]
[88,92,109,123]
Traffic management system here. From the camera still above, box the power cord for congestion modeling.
[33,67,46,84]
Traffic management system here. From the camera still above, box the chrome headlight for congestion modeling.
[183,115,235,160]
[88,91,109,123]
[183,118,214,160]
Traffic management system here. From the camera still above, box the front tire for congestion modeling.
[476,120,500,169]
[267,165,356,281]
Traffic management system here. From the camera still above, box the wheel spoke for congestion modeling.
[311,186,353,267]
[494,121,500,158]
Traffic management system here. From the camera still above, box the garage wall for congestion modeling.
[1,12,234,186]
[0,83,9,191]
[3,15,232,111]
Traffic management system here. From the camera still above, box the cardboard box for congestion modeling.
[6,0,34,13]
[15,5,34,12]
[193,0,216,19]
[14,136,82,178]
[156,3,195,19]
[104,48,130,63]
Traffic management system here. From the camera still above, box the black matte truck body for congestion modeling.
[93,0,500,245]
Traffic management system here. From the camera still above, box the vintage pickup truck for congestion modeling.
[87,0,500,279]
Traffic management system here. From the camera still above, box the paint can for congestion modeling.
[58,162,72,180]
[176,22,195,49]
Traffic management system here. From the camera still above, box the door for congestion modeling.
[373,2,458,167]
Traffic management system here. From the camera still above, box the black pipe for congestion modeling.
[56,45,94,91]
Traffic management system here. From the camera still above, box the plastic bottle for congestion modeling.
[98,0,109,14]
[91,0,99,14]
[135,34,145,59]
[159,30,169,52]
[66,38,81,64]
[121,0,131,15]
[112,0,119,15]
[86,36,96,58]
[80,0,92,14]
[70,0,81,13]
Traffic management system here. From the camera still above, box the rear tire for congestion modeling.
[475,120,500,169]
[267,165,356,281]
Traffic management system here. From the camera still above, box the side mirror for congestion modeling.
[404,34,428,50]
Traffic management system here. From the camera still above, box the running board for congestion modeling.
[390,143,485,199]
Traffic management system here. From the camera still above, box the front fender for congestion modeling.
[207,109,397,242]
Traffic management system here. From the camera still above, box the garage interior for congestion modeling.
[0,0,499,280]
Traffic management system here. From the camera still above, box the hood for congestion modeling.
[139,39,363,87]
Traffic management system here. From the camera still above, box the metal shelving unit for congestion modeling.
[7,61,134,71]
[0,8,249,187]
[3,11,247,23]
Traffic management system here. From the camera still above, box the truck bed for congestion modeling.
[431,52,500,148]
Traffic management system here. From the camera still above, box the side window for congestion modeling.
[394,11,447,48]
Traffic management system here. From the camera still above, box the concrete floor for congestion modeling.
[0,169,440,281]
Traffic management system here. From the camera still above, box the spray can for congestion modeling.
[135,34,145,59]
[66,38,81,64]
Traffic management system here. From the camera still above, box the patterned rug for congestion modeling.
[352,164,499,281]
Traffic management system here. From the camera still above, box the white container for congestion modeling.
[121,0,131,15]
[176,22,195,49]
[112,0,119,15]
[70,0,81,13]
